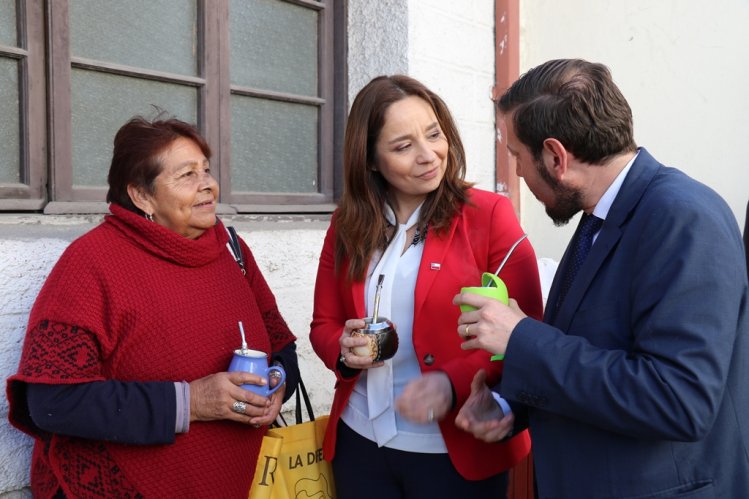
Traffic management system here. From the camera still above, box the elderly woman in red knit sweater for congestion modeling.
[7,116,299,498]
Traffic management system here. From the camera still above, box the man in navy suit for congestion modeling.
[454,59,749,498]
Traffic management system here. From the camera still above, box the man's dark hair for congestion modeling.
[498,59,637,164]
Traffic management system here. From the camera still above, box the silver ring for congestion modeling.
[232,401,247,414]
[465,324,471,336]
[339,354,346,364]
[252,423,261,428]
[427,407,434,422]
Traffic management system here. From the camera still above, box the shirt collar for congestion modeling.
[592,150,639,221]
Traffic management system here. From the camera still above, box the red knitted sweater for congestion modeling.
[7,204,295,498]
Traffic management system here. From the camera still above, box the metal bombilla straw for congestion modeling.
[491,234,528,280]
[238,321,248,353]
[487,233,527,361]
[372,274,385,323]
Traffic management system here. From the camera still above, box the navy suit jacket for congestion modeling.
[501,149,749,498]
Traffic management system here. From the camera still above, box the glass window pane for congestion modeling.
[231,95,318,193]
[0,0,17,46]
[71,68,197,187]
[0,57,20,183]
[70,0,198,76]
[230,0,318,96]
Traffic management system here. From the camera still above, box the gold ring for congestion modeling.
[465,324,471,336]
[427,408,434,422]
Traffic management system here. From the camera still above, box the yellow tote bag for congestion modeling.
[250,378,336,499]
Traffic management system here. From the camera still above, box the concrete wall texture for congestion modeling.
[0,237,69,496]
[3,0,748,495]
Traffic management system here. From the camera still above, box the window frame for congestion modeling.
[222,0,341,212]
[3,0,344,214]
[0,0,46,210]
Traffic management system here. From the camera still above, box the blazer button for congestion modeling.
[423,354,435,366]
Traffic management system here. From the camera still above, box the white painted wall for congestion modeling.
[0,237,70,497]
[517,0,749,261]
[408,0,498,190]
[346,0,409,102]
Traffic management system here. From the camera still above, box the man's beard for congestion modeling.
[535,157,584,226]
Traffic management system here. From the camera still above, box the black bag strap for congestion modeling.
[294,376,315,424]
[226,226,246,275]
[271,376,314,428]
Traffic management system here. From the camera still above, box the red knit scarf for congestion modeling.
[7,204,295,498]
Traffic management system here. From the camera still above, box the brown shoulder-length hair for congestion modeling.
[106,114,212,215]
[335,75,472,281]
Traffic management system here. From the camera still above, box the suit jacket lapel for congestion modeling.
[547,148,661,330]
[414,216,459,318]
[551,226,621,328]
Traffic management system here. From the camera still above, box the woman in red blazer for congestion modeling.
[310,75,543,498]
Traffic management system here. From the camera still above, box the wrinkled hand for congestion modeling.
[189,371,271,425]
[248,377,286,427]
[453,295,527,356]
[455,370,514,442]
[395,371,452,424]
[338,318,385,370]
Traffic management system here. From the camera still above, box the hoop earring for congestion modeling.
[145,213,154,222]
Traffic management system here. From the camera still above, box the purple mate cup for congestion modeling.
[228,348,286,396]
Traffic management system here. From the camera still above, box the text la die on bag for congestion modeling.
[250,378,335,499]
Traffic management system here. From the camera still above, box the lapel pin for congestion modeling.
[430,263,441,270]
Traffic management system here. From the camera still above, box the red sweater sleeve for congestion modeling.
[309,220,354,379]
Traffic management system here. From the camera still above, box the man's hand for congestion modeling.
[453,295,526,356]
[455,369,515,442]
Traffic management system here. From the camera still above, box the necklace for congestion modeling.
[387,222,429,247]
[385,222,427,248]
[410,225,427,247]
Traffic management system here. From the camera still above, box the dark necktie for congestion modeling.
[557,213,604,309]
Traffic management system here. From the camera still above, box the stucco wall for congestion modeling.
[408,0,498,191]
[0,234,73,497]
[517,0,749,261]
[346,0,409,101]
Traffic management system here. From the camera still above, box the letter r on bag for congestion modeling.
[258,456,278,486]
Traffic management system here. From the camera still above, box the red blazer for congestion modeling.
[310,188,543,480]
